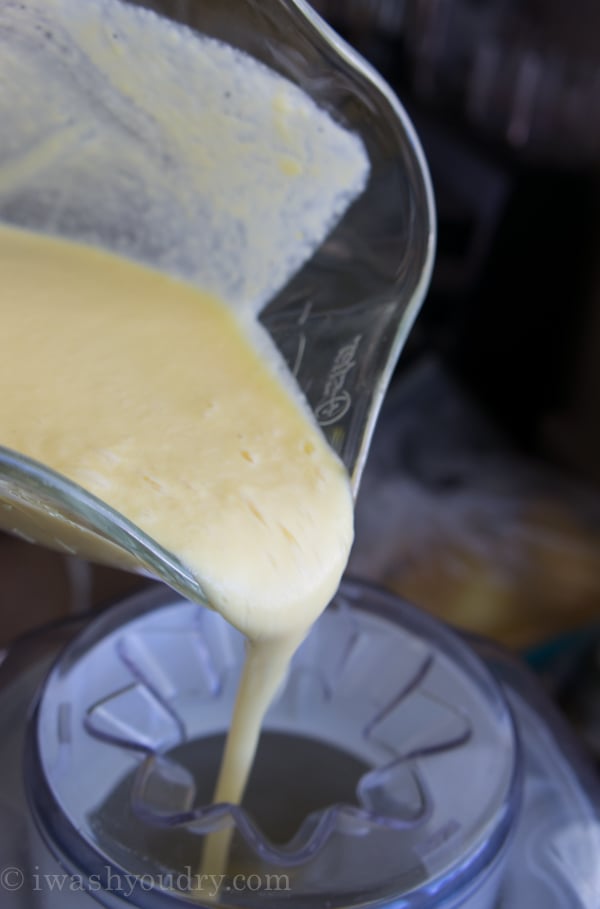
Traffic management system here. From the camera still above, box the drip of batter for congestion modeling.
[0,225,354,877]
[0,0,370,885]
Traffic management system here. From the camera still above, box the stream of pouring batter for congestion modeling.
[0,225,354,877]
[0,0,370,886]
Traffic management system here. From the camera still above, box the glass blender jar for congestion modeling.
[0,0,434,594]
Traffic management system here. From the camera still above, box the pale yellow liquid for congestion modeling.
[0,225,354,877]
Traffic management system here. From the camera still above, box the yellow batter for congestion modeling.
[0,224,354,874]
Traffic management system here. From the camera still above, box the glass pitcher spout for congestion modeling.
[0,0,435,592]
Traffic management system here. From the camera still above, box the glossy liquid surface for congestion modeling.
[0,225,354,875]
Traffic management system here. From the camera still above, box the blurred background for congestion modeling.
[2,0,600,760]
[319,0,600,760]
